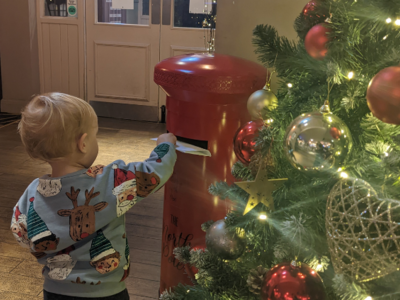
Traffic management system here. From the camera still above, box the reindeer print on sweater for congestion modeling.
[57,187,108,242]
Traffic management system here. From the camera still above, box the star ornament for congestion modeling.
[234,164,287,215]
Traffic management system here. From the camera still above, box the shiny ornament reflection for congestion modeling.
[205,220,246,260]
[233,119,265,165]
[284,101,353,173]
[247,87,278,120]
[261,261,326,300]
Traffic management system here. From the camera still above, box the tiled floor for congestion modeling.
[0,118,166,300]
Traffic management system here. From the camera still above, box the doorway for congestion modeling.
[36,0,216,122]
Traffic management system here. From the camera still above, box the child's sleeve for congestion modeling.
[10,188,48,262]
[104,142,177,214]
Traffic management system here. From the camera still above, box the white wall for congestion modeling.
[215,0,308,90]
[0,0,40,113]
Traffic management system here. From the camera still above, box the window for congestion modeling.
[174,0,217,28]
[97,0,149,25]
[45,0,68,17]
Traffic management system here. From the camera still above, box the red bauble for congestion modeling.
[233,120,265,165]
[305,23,331,60]
[261,262,326,300]
[302,1,318,17]
[330,127,341,140]
[366,66,400,124]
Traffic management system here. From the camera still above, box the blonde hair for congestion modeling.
[18,93,97,162]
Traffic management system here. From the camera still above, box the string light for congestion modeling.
[316,264,323,271]
[340,172,349,179]
[365,297,372,300]
[259,212,267,220]
[386,18,392,23]
[287,83,293,88]
[347,71,354,79]
[383,35,389,40]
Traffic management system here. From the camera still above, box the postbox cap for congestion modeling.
[154,53,267,104]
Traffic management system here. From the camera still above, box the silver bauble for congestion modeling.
[247,86,278,120]
[284,101,353,172]
[205,220,246,260]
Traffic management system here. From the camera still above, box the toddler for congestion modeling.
[11,93,177,299]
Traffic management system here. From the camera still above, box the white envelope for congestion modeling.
[151,138,211,157]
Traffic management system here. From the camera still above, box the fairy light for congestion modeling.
[316,264,323,271]
[338,167,343,172]
[396,19,400,26]
[287,83,293,88]
[365,297,372,300]
[386,18,392,23]
[383,35,389,40]
[347,71,354,79]
[340,172,349,179]
[259,212,267,220]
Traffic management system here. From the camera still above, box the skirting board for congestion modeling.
[90,101,159,122]
[1,98,29,114]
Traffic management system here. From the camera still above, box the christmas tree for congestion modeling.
[161,0,400,299]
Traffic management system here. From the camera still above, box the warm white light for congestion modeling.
[259,213,267,220]
[340,172,349,179]
[395,19,400,26]
[287,83,293,88]
[385,152,389,157]
[383,35,388,40]
[386,18,392,23]
[316,264,323,271]
[365,297,372,300]
[348,71,354,79]
[338,168,343,172]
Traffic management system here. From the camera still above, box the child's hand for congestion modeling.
[157,133,177,146]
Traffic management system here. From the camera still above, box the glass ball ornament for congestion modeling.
[305,23,331,60]
[261,261,327,300]
[302,1,318,17]
[366,66,400,124]
[247,86,278,120]
[233,119,265,165]
[205,220,246,260]
[284,101,353,173]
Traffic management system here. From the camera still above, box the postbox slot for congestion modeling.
[175,135,208,150]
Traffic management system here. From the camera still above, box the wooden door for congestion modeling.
[36,0,85,99]
[86,0,160,121]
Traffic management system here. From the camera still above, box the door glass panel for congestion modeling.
[97,0,149,25]
[45,0,68,17]
[174,0,217,28]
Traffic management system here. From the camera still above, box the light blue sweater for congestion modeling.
[10,143,176,297]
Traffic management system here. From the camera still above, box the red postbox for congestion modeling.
[154,53,267,292]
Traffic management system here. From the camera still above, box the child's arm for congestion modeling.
[103,133,177,216]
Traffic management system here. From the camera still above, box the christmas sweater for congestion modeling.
[10,142,176,298]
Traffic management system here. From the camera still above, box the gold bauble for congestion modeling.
[202,19,209,28]
[284,101,353,173]
[247,87,278,120]
[326,178,400,282]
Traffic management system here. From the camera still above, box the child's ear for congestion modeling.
[77,133,88,153]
